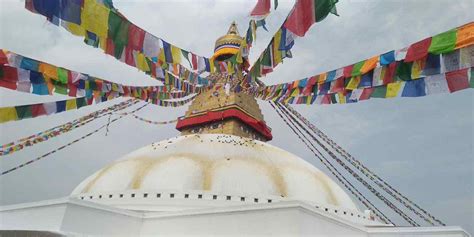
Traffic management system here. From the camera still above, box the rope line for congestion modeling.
[273,101,420,226]
[0,99,140,156]
[282,103,445,226]
[269,101,393,225]
[1,102,149,176]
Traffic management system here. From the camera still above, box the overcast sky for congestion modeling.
[0,0,473,233]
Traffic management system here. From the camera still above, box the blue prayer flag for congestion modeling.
[29,71,44,84]
[20,57,39,71]
[402,78,426,97]
[326,70,336,82]
[380,51,395,65]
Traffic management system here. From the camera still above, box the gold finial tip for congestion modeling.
[227,21,239,35]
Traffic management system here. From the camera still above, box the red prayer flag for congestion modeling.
[68,84,77,97]
[105,38,115,57]
[251,0,271,17]
[383,62,397,85]
[0,50,8,64]
[31,104,46,117]
[191,54,198,70]
[284,0,315,37]
[1,66,18,80]
[124,47,136,67]
[405,38,432,62]
[128,25,145,51]
[359,88,374,100]
[446,68,469,92]
[343,64,354,78]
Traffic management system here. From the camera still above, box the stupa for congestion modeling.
[0,23,469,237]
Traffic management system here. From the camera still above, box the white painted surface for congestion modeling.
[0,198,470,236]
[72,134,359,211]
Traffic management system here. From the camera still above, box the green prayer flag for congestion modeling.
[54,84,68,95]
[371,86,387,98]
[351,60,365,77]
[57,68,68,84]
[76,98,87,109]
[108,11,129,58]
[274,0,278,9]
[181,50,192,68]
[396,61,413,81]
[89,80,97,91]
[429,29,457,54]
[15,105,32,119]
[261,48,272,68]
[315,0,339,22]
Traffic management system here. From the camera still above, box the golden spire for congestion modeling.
[213,22,244,61]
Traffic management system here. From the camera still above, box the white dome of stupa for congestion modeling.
[71,134,359,212]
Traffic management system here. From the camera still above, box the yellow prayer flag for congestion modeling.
[345,76,360,90]
[290,88,300,97]
[306,95,312,105]
[171,46,182,64]
[228,62,234,74]
[456,22,474,49]
[66,22,85,36]
[338,92,346,104]
[386,81,403,98]
[0,107,18,124]
[158,49,166,63]
[66,99,77,110]
[210,58,215,73]
[273,29,283,66]
[360,56,379,74]
[81,0,109,38]
[136,53,150,72]
[318,73,327,84]
[411,58,426,79]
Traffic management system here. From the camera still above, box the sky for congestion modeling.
[0,0,473,233]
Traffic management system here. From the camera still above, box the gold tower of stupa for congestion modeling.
[176,22,272,141]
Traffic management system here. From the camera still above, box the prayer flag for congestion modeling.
[446,68,470,92]
[81,0,109,38]
[423,54,441,76]
[127,24,145,51]
[251,0,271,17]
[380,51,395,65]
[425,73,449,94]
[402,78,426,97]
[59,0,81,25]
[0,107,18,123]
[386,81,404,98]
[284,0,338,37]
[456,22,474,49]
[20,57,39,71]
[143,33,160,58]
[443,49,460,72]
[360,56,378,74]
[371,86,387,98]
[405,38,432,62]
[429,29,457,54]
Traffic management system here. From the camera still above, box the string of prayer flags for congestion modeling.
[247,0,338,81]
[25,0,212,89]
[0,50,201,104]
[1,102,150,176]
[0,97,92,124]
[259,67,472,105]
[0,99,139,156]
[256,22,474,102]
